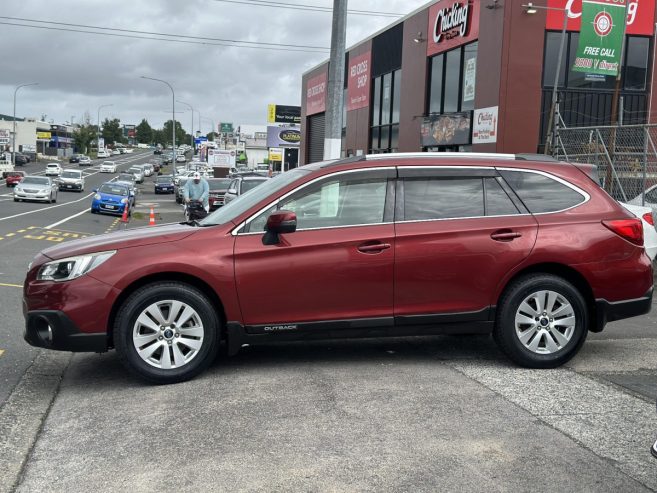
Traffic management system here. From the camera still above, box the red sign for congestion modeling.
[546,0,655,35]
[306,71,327,116]
[347,51,371,112]
[427,0,480,57]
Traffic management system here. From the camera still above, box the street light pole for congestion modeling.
[97,104,113,154]
[141,76,176,177]
[12,83,38,166]
[323,0,347,160]
[177,100,195,151]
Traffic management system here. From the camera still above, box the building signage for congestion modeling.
[347,51,372,111]
[572,0,627,77]
[463,57,476,102]
[421,112,472,147]
[472,106,498,144]
[427,0,480,56]
[220,123,234,134]
[268,104,301,124]
[267,126,301,147]
[269,148,283,162]
[546,0,654,36]
[306,71,327,116]
[0,129,9,145]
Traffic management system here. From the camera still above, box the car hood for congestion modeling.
[18,183,49,190]
[96,192,127,202]
[41,223,197,260]
[60,176,82,182]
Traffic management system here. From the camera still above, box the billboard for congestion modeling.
[0,129,9,145]
[427,0,480,57]
[267,126,301,147]
[220,123,234,134]
[421,112,472,146]
[546,0,654,35]
[208,148,236,167]
[306,71,327,116]
[347,51,371,111]
[268,104,301,124]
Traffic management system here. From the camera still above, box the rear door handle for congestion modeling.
[358,243,391,253]
[490,231,522,242]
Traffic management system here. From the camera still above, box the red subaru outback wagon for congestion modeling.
[23,153,653,383]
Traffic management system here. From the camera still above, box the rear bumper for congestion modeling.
[595,288,653,331]
[24,310,108,352]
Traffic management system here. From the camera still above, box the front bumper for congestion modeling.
[15,191,49,200]
[595,288,653,331]
[93,200,127,214]
[24,310,107,352]
[59,182,83,190]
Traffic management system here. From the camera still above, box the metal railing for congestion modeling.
[554,123,657,206]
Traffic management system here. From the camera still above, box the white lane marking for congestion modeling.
[44,209,90,229]
[0,192,94,222]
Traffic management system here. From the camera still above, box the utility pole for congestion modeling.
[97,104,113,154]
[323,0,347,160]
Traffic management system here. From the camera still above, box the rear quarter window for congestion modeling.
[499,170,587,214]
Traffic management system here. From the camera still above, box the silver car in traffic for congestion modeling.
[14,176,58,203]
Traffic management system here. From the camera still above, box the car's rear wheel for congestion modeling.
[493,274,588,368]
[114,282,220,384]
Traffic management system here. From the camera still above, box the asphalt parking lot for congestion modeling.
[0,152,656,492]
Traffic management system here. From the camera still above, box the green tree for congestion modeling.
[136,119,153,144]
[163,120,188,147]
[206,132,217,141]
[101,118,125,145]
[152,129,166,147]
[73,125,96,154]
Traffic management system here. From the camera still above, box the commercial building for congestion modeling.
[300,0,656,164]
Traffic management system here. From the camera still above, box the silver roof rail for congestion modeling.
[365,152,517,161]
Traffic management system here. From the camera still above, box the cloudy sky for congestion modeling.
[0,0,429,134]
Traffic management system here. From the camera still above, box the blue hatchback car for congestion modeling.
[90,182,132,215]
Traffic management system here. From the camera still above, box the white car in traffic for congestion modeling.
[621,202,657,260]
[45,162,62,176]
[100,161,117,173]
[111,149,121,156]
[97,149,110,158]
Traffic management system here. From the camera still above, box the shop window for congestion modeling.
[543,32,567,87]
[444,50,461,113]
[625,37,649,91]
[370,68,401,153]
[427,42,477,115]
[429,54,444,114]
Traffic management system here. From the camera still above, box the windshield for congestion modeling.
[61,171,81,179]
[99,184,128,196]
[118,174,134,181]
[199,168,309,226]
[22,177,49,185]
[156,177,173,184]
[208,179,231,190]
[129,168,141,174]
[47,164,59,168]
[241,179,267,193]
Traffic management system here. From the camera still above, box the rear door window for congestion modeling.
[402,178,484,221]
[499,170,587,213]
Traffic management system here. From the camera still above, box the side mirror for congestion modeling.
[227,188,237,195]
[263,210,297,245]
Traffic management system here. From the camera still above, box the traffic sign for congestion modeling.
[220,123,234,134]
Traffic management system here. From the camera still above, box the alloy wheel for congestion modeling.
[514,290,576,354]
[132,300,205,369]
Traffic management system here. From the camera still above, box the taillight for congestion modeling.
[642,212,655,227]
[602,219,644,246]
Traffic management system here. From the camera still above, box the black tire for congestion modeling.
[493,274,588,369]
[90,208,97,214]
[13,198,18,202]
[114,282,220,384]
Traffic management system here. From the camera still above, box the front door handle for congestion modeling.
[357,242,391,253]
[490,230,522,242]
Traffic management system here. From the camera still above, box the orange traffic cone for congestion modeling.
[149,207,156,226]
[121,205,129,224]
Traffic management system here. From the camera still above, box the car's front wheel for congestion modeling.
[493,274,588,369]
[114,282,220,384]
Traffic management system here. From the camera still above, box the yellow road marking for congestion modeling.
[27,226,36,230]
[5,233,14,237]
[17,229,26,233]
[0,283,22,288]
[0,349,4,357]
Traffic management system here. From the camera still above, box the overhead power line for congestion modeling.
[0,16,328,50]
[0,20,329,53]
[210,0,403,16]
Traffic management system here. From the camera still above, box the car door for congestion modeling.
[233,168,396,330]
[393,167,539,322]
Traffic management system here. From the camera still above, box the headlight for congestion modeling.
[94,194,101,200]
[37,251,116,282]
[15,187,22,193]
[121,198,128,204]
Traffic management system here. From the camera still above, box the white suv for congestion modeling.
[45,162,62,176]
